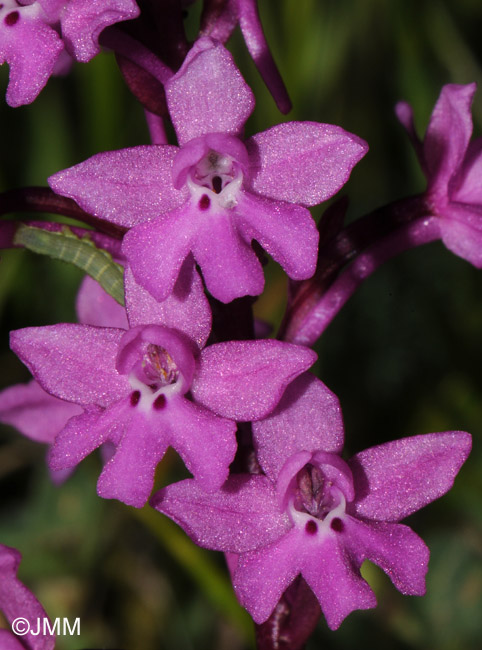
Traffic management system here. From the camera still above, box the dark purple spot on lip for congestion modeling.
[212,176,222,194]
[5,11,19,25]
[153,394,166,410]
[305,520,318,535]
[331,517,344,533]
[130,390,141,406]
[199,194,210,211]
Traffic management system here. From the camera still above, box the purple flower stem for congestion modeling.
[237,0,292,114]
[100,27,174,86]
[279,195,438,345]
[284,216,440,346]
[0,187,126,239]
[144,109,168,145]
[115,53,168,116]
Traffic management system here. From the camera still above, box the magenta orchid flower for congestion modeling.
[0,544,55,650]
[396,82,482,268]
[0,0,139,106]
[49,37,368,304]
[9,260,316,507]
[10,326,315,508]
[153,373,471,630]
[0,258,210,482]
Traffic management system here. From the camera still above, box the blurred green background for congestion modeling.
[1,0,482,648]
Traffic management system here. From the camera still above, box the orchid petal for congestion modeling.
[96,409,169,507]
[344,518,429,596]
[166,37,254,145]
[424,83,476,194]
[439,205,482,268]
[125,260,212,349]
[122,203,194,302]
[152,474,290,553]
[61,0,140,62]
[302,536,376,631]
[0,544,55,650]
[0,380,82,443]
[236,191,318,280]
[0,13,63,107]
[10,325,127,407]
[349,431,472,521]
[190,209,265,303]
[452,137,482,203]
[192,340,316,421]
[48,404,123,470]
[76,275,128,329]
[49,146,186,227]
[253,373,344,481]
[233,529,302,624]
[246,121,368,207]
[166,397,237,492]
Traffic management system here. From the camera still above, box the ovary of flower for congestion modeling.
[287,488,346,538]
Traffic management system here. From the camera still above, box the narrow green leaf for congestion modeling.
[13,224,125,306]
